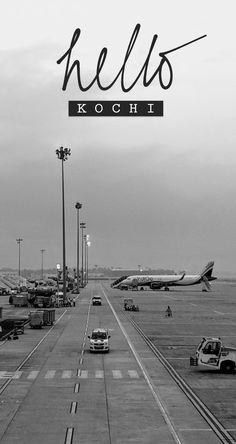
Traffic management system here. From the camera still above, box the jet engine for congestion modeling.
[150,282,162,290]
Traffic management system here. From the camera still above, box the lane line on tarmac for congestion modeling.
[70,401,77,415]
[101,285,182,444]
[74,383,80,393]
[65,427,74,444]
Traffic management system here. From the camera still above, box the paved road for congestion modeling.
[0,283,226,444]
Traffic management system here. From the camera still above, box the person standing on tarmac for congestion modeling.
[165,305,172,317]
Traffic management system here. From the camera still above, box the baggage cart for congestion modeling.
[37,308,55,326]
[12,294,28,307]
[46,308,55,325]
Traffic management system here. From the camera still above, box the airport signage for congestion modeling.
[57,24,206,117]
[68,101,163,117]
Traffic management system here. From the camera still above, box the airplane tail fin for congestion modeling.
[200,261,216,291]
[200,261,214,279]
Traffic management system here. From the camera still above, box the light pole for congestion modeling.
[86,238,91,284]
[83,234,87,285]
[40,249,45,280]
[16,238,23,278]
[75,202,82,293]
[80,222,86,287]
[56,146,71,302]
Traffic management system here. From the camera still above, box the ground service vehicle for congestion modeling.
[88,328,110,352]
[28,286,55,308]
[29,311,44,329]
[92,295,102,306]
[0,317,27,338]
[0,287,10,295]
[123,298,139,311]
[190,337,236,372]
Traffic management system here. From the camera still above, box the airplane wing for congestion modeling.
[161,272,185,285]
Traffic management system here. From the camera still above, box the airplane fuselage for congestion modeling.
[120,274,201,288]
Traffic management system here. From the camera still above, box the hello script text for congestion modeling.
[57,24,207,92]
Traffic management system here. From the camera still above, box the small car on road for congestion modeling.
[92,295,102,306]
[88,328,110,352]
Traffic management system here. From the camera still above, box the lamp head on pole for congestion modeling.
[56,146,71,161]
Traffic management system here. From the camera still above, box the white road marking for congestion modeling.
[0,372,13,379]
[74,383,80,393]
[70,401,77,415]
[214,310,225,315]
[79,370,88,379]
[65,427,74,444]
[27,371,39,380]
[95,370,104,378]
[112,370,122,379]
[179,428,211,432]
[45,370,56,379]
[128,370,139,378]
[12,371,23,379]
[62,370,72,379]
[2,368,144,380]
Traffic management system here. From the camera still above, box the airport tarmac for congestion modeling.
[0,280,235,444]
[105,279,236,441]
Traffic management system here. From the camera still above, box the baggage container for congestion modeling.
[29,311,44,329]
[12,294,28,307]
[37,308,55,326]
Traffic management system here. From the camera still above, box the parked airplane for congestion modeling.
[111,261,216,291]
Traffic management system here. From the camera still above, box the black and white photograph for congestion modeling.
[0,1,236,443]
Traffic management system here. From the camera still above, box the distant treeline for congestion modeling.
[0,267,176,279]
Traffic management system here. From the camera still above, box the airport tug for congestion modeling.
[190,337,236,372]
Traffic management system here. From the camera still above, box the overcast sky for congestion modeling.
[0,0,236,275]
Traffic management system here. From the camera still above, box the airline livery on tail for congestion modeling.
[111,261,216,291]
